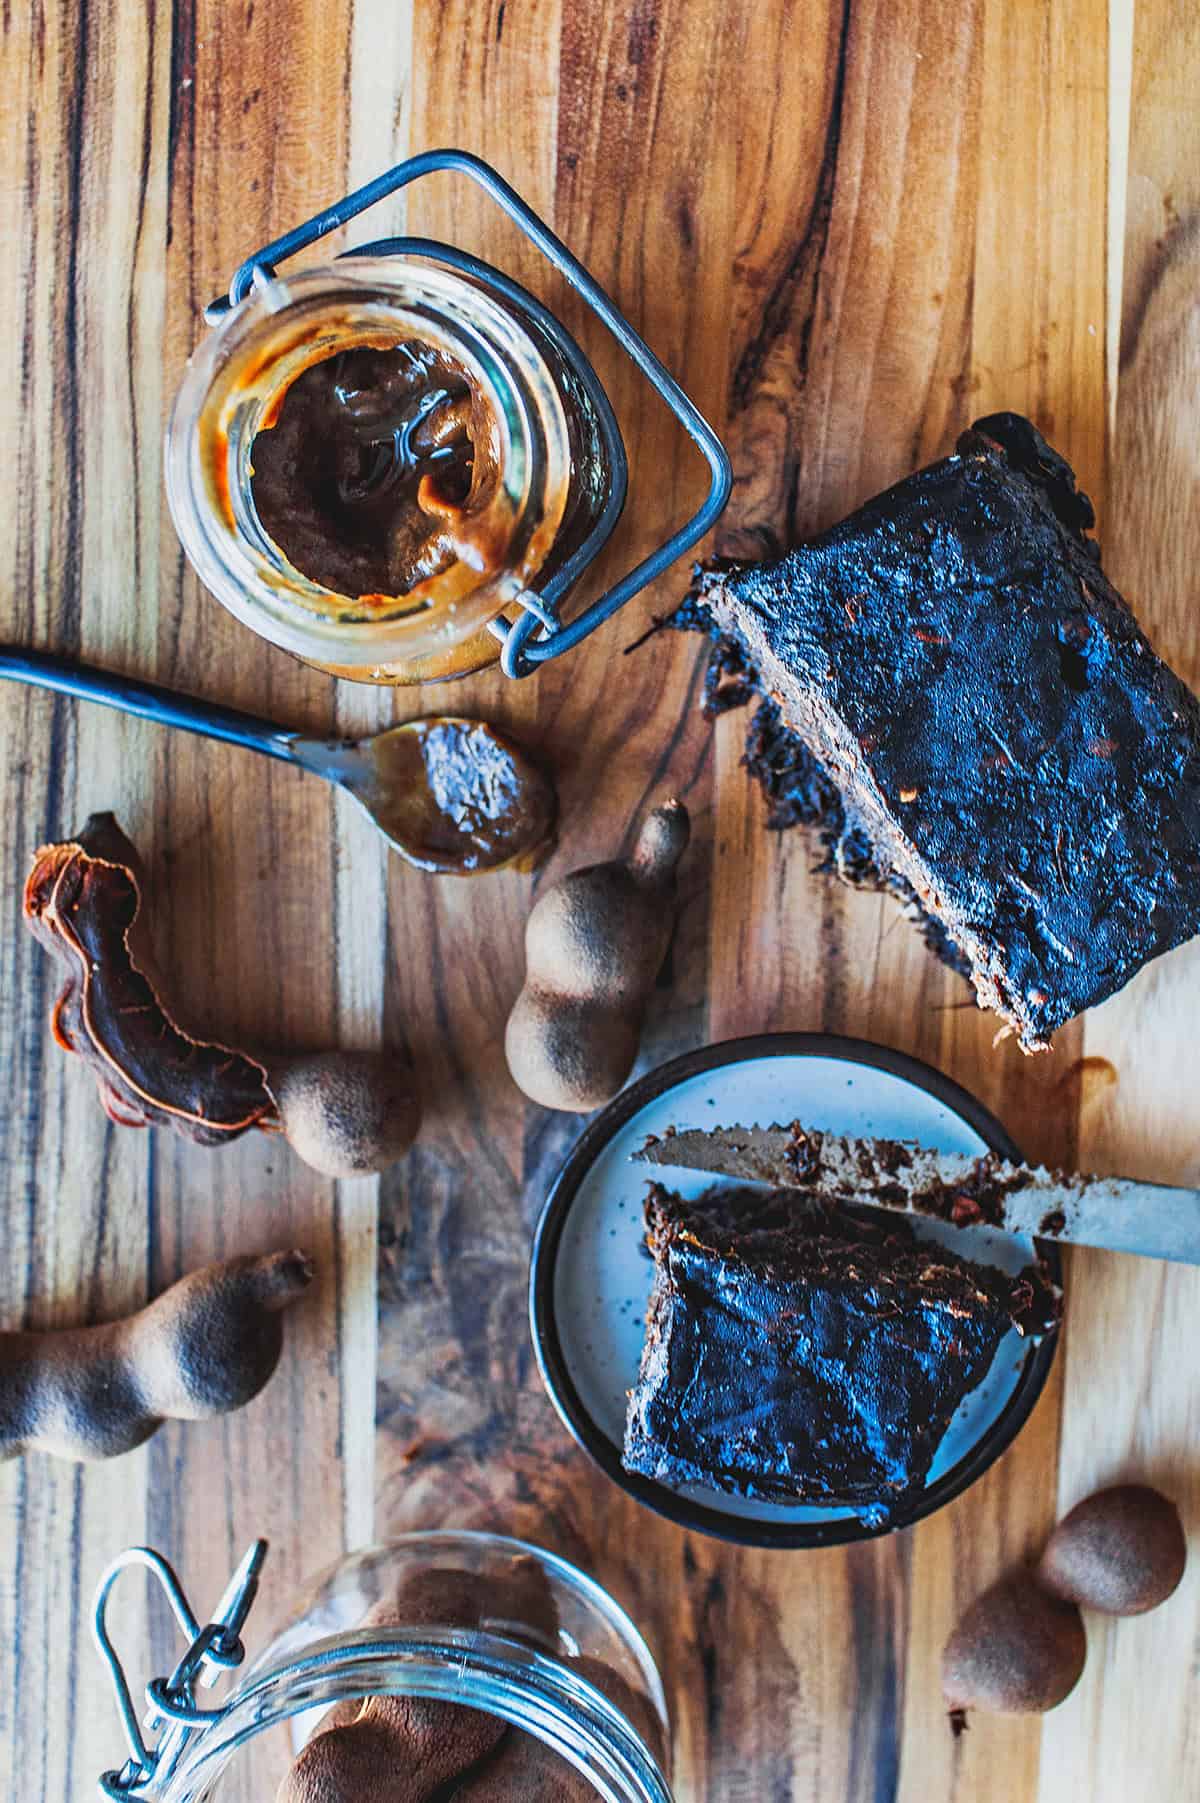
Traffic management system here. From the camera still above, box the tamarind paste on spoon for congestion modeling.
[359,716,557,875]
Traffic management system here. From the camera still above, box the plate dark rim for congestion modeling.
[528,1031,1063,1549]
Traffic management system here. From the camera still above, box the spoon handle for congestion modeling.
[0,644,304,765]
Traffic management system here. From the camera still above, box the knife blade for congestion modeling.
[633,1124,1200,1265]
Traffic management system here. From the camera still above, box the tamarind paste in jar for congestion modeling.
[167,261,621,685]
[250,342,509,606]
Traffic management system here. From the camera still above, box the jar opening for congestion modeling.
[167,262,579,674]
[160,1629,672,1803]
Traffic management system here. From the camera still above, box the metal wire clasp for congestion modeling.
[93,1540,267,1800]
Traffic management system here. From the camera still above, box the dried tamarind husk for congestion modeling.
[23,812,275,1144]
[941,1571,1086,1729]
[23,813,421,1172]
[504,799,691,1112]
[447,1654,664,1798]
[569,1655,668,1772]
[446,1728,595,1798]
[268,1049,420,1177]
[1037,1484,1187,1615]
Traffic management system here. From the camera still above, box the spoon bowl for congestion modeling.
[0,647,557,875]
[300,715,557,874]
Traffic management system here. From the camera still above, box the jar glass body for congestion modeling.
[166,262,618,685]
[158,1532,672,1803]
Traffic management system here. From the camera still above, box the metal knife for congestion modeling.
[633,1124,1200,1265]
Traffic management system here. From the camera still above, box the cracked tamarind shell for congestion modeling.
[941,1571,1086,1732]
[23,812,274,1142]
[1037,1484,1187,1616]
[22,813,420,1174]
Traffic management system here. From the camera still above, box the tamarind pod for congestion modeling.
[279,1562,562,1803]
[310,1697,366,1737]
[349,1578,506,1794]
[569,1656,668,1772]
[505,801,690,1113]
[23,813,275,1143]
[293,1652,664,1802]
[0,1250,312,1462]
[267,1050,421,1178]
[444,1656,670,1794]
[444,1729,594,1798]
[280,1718,420,1803]
[25,814,421,1174]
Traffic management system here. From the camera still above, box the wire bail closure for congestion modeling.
[93,1540,267,1800]
[202,148,732,679]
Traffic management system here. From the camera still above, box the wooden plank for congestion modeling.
[369,0,562,1551]
[371,3,1115,1803]
[146,6,375,1795]
[905,4,1110,1800]
[0,2,373,1798]
[707,11,983,1792]
[371,0,732,1534]
[1040,0,1200,1794]
[0,0,167,1794]
[710,3,1106,1800]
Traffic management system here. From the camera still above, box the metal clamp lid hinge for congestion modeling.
[93,1540,267,1800]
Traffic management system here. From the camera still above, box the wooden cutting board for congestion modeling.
[1,0,1197,1798]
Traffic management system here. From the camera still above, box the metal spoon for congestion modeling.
[0,644,556,874]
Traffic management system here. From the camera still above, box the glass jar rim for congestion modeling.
[166,261,575,669]
[160,1531,672,1803]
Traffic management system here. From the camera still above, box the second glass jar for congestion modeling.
[155,1532,672,1802]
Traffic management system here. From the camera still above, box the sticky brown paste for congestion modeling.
[249,340,506,603]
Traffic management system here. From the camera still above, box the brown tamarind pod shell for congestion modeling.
[505,801,690,1113]
[941,1570,1087,1730]
[279,1559,561,1802]
[24,814,422,1176]
[1037,1484,1187,1615]
[0,1249,312,1463]
[23,813,275,1143]
[279,1718,419,1803]
[447,1727,594,1799]
[138,1248,314,1419]
[570,1655,668,1771]
[268,1050,421,1177]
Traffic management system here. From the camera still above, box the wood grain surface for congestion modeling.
[1,0,1197,1799]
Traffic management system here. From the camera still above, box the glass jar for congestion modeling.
[153,1532,672,1802]
[166,260,620,685]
